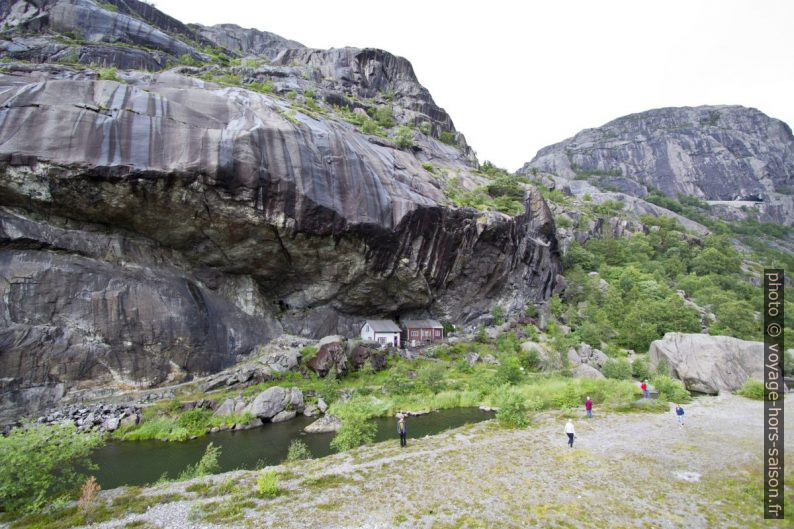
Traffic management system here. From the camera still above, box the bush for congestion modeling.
[395,126,414,148]
[372,106,394,128]
[361,119,385,136]
[383,366,416,395]
[179,442,221,480]
[286,439,312,462]
[98,67,120,82]
[422,162,435,173]
[178,53,202,67]
[419,121,432,135]
[300,345,318,363]
[0,423,103,513]
[495,387,530,428]
[491,305,505,326]
[256,470,281,497]
[330,414,376,451]
[602,358,632,380]
[494,356,524,385]
[737,378,765,400]
[631,357,652,381]
[652,375,690,402]
[439,131,456,145]
[417,363,447,394]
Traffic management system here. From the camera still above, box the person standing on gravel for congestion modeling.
[674,404,685,428]
[397,414,407,447]
[641,380,649,399]
[565,420,575,447]
[585,397,593,418]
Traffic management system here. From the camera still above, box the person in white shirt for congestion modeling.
[565,420,575,447]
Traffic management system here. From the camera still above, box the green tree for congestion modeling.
[0,424,103,513]
[394,126,414,148]
[330,414,376,451]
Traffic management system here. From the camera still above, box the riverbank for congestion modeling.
[8,394,791,528]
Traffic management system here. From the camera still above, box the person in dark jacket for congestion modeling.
[585,396,593,418]
[397,414,407,447]
[674,404,685,428]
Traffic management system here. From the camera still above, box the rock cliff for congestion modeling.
[520,105,794,225]
[0,1,561,420]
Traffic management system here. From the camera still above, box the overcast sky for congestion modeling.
[152,0,793,171]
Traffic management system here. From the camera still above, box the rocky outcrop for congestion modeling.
[194,23,304,59]
[246,386,304,420]
[648,332,763,394]
[521,106,794,225]
[304,414,341,433]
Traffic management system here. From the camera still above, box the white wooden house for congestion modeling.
[360,319,401,347]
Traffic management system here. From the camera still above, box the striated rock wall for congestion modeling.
[0,69,560,420]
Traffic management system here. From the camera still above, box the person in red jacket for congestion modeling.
[641,380,649,399]
[585,396,593,418]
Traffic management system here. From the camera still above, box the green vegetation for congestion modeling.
[418,121,432,135]
[247,80,274,94]
[651,375,691,403]
[0,424,103,513]
[370,105,394,128]
[97,67,120,82]
[178,442,221,480]
[439,130,456,145]
[285,439,313,462]
[330,400,378,451]
[395,125,414,148]
[256,470,281,497]
[178,53,202,67]
[494,386,532,427]
[115,407,253,442]
[422,162,435,173]
[98,1,118,12]
[444,173,527,216]
[737,378,765,400]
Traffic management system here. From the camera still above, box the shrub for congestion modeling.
[395,126,414,148]
[494,356,524,385]
[417,363,447,394]
[300,345,318,363]
[77,476,100,514]
[737,378,765,400]
[422,162,435,173]
[178,54,202,67]
[179,442,221,480]
[475,327,488,343]
[652,375,690,402]
[601,358,632,380]
[330,413,376,451]
[0,423,103,513]
[491,305,505,326]
[372,106,394,128]
[286,439,312,462]
[495,387,530,428]
[248,81,274,94]
[361,119,385,136]
[418,121,432,135]
[631,357,652,381]
[256,470,281,497]
[439,131,456,145]
[383,366,416,395]
[98,67,120,82]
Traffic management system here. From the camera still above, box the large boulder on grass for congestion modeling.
[350,342,388,371]
[304,414,342,433]
[573,364,605,379]
[307,335,349,377]
[648,332,763,394]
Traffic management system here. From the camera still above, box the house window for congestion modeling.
[435,329,442,337]
[410,330,418,337]
[378,336,386,344]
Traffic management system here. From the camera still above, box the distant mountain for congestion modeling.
[520,105,794,225]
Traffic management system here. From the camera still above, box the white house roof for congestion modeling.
[363,319,401,332]
[401,319,443,329]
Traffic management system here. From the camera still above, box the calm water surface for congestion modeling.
[92,407,493,489]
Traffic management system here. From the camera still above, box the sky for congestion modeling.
[151,1,793,171]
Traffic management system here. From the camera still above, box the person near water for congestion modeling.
[674,404,685,428]
[641,380,649,399]
[397,414,407,447]
[585,396,593,418]
[565,420,575,447]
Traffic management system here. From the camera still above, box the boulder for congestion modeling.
[271,410,297,423]
[260,350,301,374]
[573,364,605,379]
[284,387,305,413]
[317,398,328,413]
[307,336,349,377]
[213,398,236,417]
[577,343,608,368]
[648,332,764,394]
[304,415,342,433]
[482,354,500,365]
[350,342,388,372]
[103,416,120,431]
[465,352,480,366]
[303,404,319,417]
[566,348,582,367]
[247,387,287,419]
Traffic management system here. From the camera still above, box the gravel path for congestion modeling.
[81,394,791,529]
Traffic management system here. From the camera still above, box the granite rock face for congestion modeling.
[521,106,794,224]
[0,0,561,422]
[194,23,304,59]
[648,332,764,394]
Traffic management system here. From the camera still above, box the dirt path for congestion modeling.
[90,394,792,529]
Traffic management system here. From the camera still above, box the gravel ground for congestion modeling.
[68,394,793,528]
